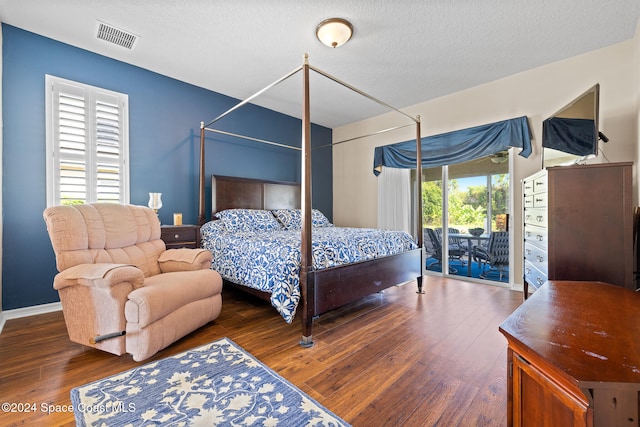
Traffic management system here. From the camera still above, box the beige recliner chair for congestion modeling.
[43,203,223,361]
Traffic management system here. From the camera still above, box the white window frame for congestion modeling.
[45,75,130,206]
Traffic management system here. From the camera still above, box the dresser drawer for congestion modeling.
[161,225,199,249]
[524,195,534,208]
[523,260,547,291]
[523,207,547,227]
[524,241,548,275]
[532,191,547,207]
[533,174,547,194]
[523,179,535,195]
[524,224,548,250]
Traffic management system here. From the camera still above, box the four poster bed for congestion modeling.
[197,55,424,346]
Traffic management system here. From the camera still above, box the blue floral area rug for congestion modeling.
[71,337,349,426]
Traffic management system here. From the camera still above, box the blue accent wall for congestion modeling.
[2,24,333,310]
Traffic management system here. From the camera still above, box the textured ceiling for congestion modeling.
[1,0,639,128]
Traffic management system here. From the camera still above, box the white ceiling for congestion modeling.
[1,0,639,128]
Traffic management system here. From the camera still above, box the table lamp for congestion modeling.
[148,192,163,219]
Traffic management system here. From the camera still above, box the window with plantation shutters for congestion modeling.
[46,75,129,206]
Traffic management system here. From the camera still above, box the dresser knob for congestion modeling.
[174,234,179,239]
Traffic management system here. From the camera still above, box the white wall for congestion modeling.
[333,37,639,287]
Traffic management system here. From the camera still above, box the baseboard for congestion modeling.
[511,283,524,293]
[0,302,62,334]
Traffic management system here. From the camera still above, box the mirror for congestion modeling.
[542,84,600,168]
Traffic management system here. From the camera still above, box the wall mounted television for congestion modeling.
[542,83,607,168]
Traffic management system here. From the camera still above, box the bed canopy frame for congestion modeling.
[198,54,424,346]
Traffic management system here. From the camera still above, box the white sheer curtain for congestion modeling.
[377,166,411,233]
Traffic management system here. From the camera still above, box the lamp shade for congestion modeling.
[316,18,353,48]
[148,192,163,210]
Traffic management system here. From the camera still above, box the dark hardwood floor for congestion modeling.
[0,276,522,426]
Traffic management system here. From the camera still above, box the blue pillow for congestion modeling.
[214,209,282,233]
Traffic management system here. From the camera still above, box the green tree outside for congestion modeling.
[422,173,508,231]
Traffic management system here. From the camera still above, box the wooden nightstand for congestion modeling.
[161,225,200,249]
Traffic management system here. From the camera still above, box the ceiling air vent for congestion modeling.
[96,21,139,49]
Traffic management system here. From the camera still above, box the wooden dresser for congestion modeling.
[522,162,633,297]
[500,280,640,427]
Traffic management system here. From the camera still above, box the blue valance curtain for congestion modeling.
[373,116,531,175]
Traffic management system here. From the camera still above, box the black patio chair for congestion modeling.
[435,227,468,265]
[473,231,509,281]
[424,228,466,273]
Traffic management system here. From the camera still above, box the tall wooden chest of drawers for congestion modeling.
[522,162,633,297]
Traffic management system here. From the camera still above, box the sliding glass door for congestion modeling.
[422,154,510,283]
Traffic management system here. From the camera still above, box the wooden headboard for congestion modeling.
[211,175,301,216]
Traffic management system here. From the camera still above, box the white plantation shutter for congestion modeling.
[95,99,123,202]
[46,75,129,206]
[58,90,88,203]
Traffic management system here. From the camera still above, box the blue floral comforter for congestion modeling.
[201,222,418,323]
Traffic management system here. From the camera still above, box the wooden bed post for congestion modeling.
[198,122,206,226]
[299,54,314,347]
[199,59,425,346]
[415,116,425,294]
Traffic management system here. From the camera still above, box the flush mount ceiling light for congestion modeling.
[316,18,353,48]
